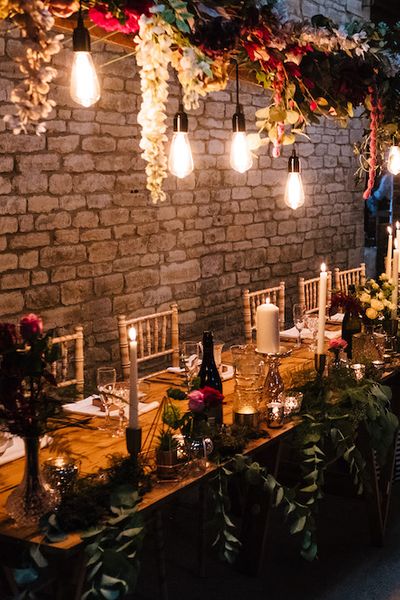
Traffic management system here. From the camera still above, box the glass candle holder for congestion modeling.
[283,392,303,418]
[43,456,80,496]
[267,402,284,428]
[231,344,265,421]
[350,363,366,381]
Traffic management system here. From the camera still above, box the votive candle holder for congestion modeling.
[267,402,284,428]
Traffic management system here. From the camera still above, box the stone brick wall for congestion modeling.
[0,0,367,378]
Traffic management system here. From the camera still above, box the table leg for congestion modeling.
[236,440,283,576]
[198,482,207,578]
[155,510,169,600]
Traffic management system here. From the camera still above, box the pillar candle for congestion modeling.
[386,226,393,279]
[392,240,399,319]
[256,298,280,354]
[316,263,327,355]
[128,327,139,429]
[396,222,400,273]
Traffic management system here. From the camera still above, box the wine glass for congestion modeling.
[305,314,319,353]
[293,304,306,348]
[111,381,129,438]
[97,367,116,431]
[181,342,201,388]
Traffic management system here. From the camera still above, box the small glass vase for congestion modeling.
[352,324,385,364]
[6,437,60,527]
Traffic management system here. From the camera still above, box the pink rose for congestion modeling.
[20,314,43,342]
[188,390,205,413]
[328,338,348,351]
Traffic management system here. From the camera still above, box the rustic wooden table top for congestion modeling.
[0,340,326,553]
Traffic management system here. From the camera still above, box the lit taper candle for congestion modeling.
[386,226,393,279]
[316,263,327,355]
[128,327,139,429]
[392,240,399,319]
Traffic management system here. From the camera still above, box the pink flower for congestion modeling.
[188,390,205,413]
[20,314,43,342]
[328,338,348,351]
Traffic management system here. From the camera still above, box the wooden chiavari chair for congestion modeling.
[118,304,179,380]
[298,272,332,314]
[51,326,84,399]
[334,263,366,293]
[243,282,285,344]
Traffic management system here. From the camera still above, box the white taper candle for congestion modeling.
[128,327,139,429]
[386,226,393,279]
[317,263,328,355]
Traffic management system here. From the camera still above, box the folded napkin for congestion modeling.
[280,327,341,341]
[0,435,51,467]
[167,364,234,381]
[63,395,159,418]
[328,313,344,323]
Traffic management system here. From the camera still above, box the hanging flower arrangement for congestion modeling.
[1,0,400,201]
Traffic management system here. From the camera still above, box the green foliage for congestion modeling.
[166,387,186,401]
[151,0,194,33]
[156,429,179,451]
[209,465,241,564]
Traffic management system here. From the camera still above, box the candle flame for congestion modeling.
[397,222,400,230]
[128,327,137,342]
[321,263,326,273]
[266,297,270,304]
[388,226,393,235]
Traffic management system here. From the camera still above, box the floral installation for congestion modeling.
[187,385,224,415]
[3,0,63,135]
[356,273,395,322]
[2,1,400,200]
[330,289,362,317]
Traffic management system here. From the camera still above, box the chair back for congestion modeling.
[118,304,179,380]
[334,263,366,294]
[51,326,84,398]
[298,272,332,314]
[243,282,285,344]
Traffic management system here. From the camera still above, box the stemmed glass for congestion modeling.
[97,367,116,431]
[181,342,201,388]
[293,304,306,348]
[305,314,319,353]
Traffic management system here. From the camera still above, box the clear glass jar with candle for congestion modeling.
[267,402,284,428]
[231,345,265,425]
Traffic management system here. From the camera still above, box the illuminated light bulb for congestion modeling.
[70,7,100,108]
[70,52,100,107]
[230,60,253,174]
[387,145,400,176]
[168,103,194,179]
[284,149,305,210]
[230,131,253,173]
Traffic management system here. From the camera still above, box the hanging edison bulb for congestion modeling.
[387,144,400,176]
[230,61,252,174]
[70,5,100,108]
[168,104,194,179]
[284,149,305,210]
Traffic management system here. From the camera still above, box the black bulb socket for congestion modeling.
[173,104,189,133]
[73,12,91,52]
[288,149,300,173]
[232,104,246,132]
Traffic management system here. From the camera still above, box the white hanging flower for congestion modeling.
[4,0,63,135]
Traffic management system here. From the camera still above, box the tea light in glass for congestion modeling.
[267,402,284,428]
[233,405,259,429]
[350,363,365,381]
[43,456,79,496]
[283,392,303,418]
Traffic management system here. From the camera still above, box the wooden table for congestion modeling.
[0,339,397,598]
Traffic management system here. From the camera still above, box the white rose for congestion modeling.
[366,307,378,320]
[359,292,371,304]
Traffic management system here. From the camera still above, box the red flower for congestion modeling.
[310,100,318,112]
[89,1,152,34]
[20,314,43,342]
[202,386,224,409]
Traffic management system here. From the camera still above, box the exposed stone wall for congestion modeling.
[0,0,367,378]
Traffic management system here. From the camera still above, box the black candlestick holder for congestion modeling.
[314,353,326,376]
[126,427,142,463]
